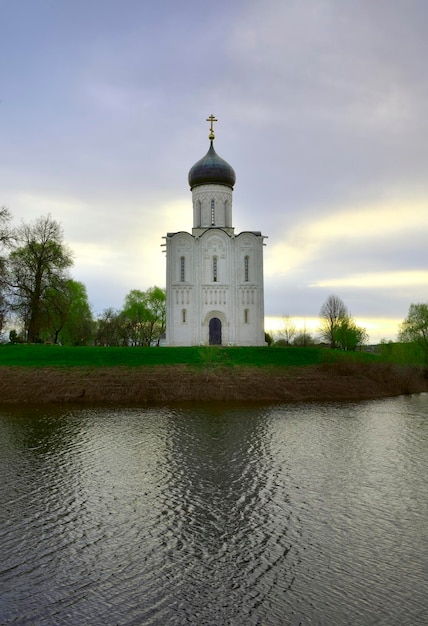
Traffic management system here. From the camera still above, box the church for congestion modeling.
[164,116,266,346]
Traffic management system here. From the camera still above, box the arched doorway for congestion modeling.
[209,317,222,345]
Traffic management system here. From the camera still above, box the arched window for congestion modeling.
[182,309,186,323]
[213,256,218,282]
[244,255,249,282]
[244,308,249,324]
[211,199,215,226]
[180,256,185,282]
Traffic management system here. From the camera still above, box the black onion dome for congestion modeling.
[188,142,236,190]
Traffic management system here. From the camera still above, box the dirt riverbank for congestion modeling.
[0,362,427,405]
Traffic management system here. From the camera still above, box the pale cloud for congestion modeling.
[8,192,88,222]
[312,270,428,289]
[265,316,321,336]
[154,199,192,235]
[83,80,158,117]
[71,242,123,268]
[306,202,428,241]
[266,199,428,276]
[355,318,402,343]
[228,0,427,134]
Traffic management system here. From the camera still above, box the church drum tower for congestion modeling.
[164,116,266,346]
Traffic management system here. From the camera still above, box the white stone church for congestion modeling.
[164,116,266,346]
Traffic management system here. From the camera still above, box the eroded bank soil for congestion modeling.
[0,363,427,405]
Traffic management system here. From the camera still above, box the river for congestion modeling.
[0,394,427,625]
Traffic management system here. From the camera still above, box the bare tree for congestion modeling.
[319,294,348,348]
[0,206,12,247]
[277,315,297,345]
[95,308,134,347]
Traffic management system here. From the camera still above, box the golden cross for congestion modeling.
[206,114,218,140]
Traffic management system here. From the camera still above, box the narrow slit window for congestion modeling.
[182,309,186,323]
[211,199,215,226]
[213,256,218,282]
[244,308,249,324]
[244,255,249,282]
[180,256,185,282]
[197,200,202,227]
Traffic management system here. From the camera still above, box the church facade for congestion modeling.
[164,116,266,346]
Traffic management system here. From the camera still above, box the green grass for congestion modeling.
[0,343,379,368]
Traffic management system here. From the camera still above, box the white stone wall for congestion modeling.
[165,227,265,346]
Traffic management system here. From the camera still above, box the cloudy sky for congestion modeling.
[1,0,427,342]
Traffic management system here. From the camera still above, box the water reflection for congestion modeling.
[160,408,299,624]
[0,396,427,625]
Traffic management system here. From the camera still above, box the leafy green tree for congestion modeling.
[122,290,149,346]
[41,280,93,345]
[335,317,368,351]
[399,303,428,361]
[59,281,93,345]
[7,215,73,342]
[122,286,166,346]
[319,294,348,348]
[145,286,166,345]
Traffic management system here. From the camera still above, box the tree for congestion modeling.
[399,303,428,361]
[95,308,128,346]
[319,294,348,348]
[122,289,149,346]
[277,315,296,345]
[7,215,73,342]
[335,317,368,351]
[0,206,12,248]
[59,281,93,346]
[41,280,93,345]
[0,207,13,337]
[0,288,7,337]
[144,286,166,345]
[293,331,315,346]
[122,286,166,346]
[264,331,273,346]
[319,294,368,350]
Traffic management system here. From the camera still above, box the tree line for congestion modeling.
[0,209,165,346]
[275,293,428,363]
[275,295,369,350]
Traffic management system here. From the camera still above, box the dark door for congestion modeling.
[209,317,222,345]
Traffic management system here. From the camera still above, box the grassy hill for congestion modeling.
[0,343,378,368]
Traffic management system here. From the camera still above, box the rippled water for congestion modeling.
[0,395,427,625]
